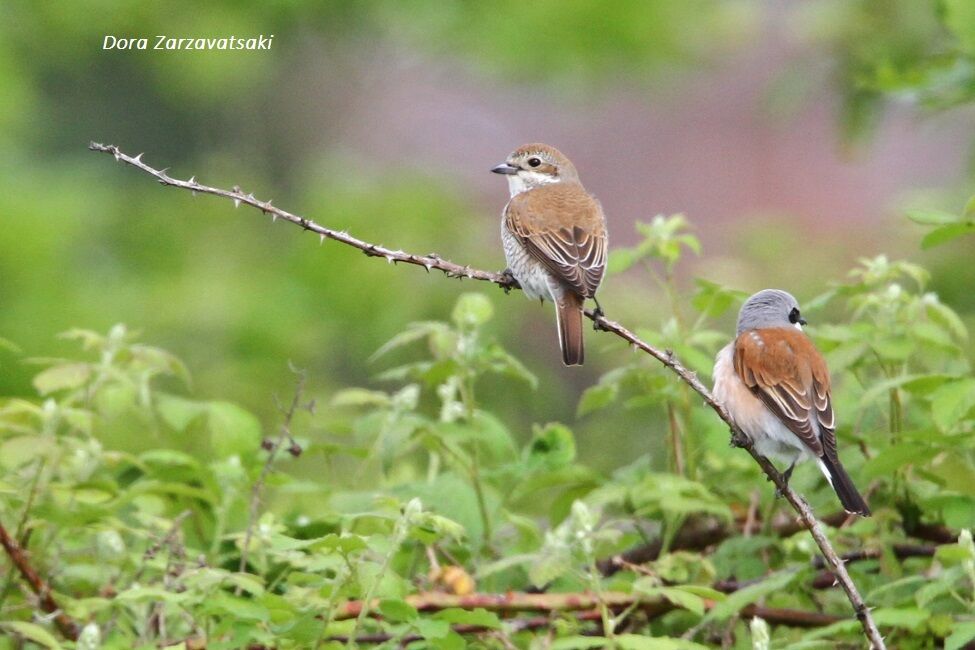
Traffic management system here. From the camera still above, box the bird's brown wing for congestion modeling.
[504,183,607,298]
[733,328,836,459]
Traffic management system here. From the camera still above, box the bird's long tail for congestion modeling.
[819,455,871,516]
[554,292,585,366]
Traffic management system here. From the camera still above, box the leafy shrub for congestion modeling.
[0,216,973,649]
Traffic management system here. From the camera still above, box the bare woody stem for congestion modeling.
[180,599,840,648]
[331,589,841,625]
[87,142,886,649]
[238,369,306,585]
[0,520,79,641]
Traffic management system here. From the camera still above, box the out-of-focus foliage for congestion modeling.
[1,217,973,647]
[790,0,975,141]
[1,2,975,647]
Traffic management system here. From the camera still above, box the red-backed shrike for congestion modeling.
[492,143,607,366]
[713,289,870,516]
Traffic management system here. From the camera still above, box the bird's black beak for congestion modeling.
[491,162,518,175]
[799,317,807,326]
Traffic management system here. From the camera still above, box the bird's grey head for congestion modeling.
[736,289,806,335]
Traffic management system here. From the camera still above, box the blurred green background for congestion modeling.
[1,0,973,474]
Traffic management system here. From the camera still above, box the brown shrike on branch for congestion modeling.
[492,144,608,366]
[713,289,870,516]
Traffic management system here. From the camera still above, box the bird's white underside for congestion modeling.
[712,342,832,485]
[501,218,562,302]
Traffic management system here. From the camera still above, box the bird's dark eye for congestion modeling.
[788,307,805,325]
[527,157,541,168]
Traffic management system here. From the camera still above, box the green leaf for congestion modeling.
[691,279,747,317]
[633,581,708,616]
[330,388,391,408]
[207,591,270,621]
[905,208,959,225]
[935,541,975,565]
[0,622,63,649]
[434,607,501,628]
[156,392,207,431]
[526,422,577,470]
[452,293,494,328]
[371,322,449,360]
[921,222,975,248]
[224,572,266,596]
[207,401,263,458]
[414,618,451,640]
[945,0,975,53]
[946,622,975,650]
[871,607,929,630]
[929,378,975,431]
[379,598,418,622]
[702,570,797,623]
[863,444,938,479]
[615,635,709,649]
[528,545,572,587]
[551,637,610,649]
[577,382,618,417]
[33,362,91,394]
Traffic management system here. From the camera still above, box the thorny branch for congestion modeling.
[89,142,886,649]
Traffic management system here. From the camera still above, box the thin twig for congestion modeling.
[0,519,79,640]
[238,368,307,585]
[103,509,192,639]
[88,142,887,649]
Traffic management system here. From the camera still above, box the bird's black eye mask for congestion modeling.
[788,307,807,326]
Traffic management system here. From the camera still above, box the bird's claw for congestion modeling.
[499,268,520,294]
[591,297,606,330]
[730,430,750,449]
